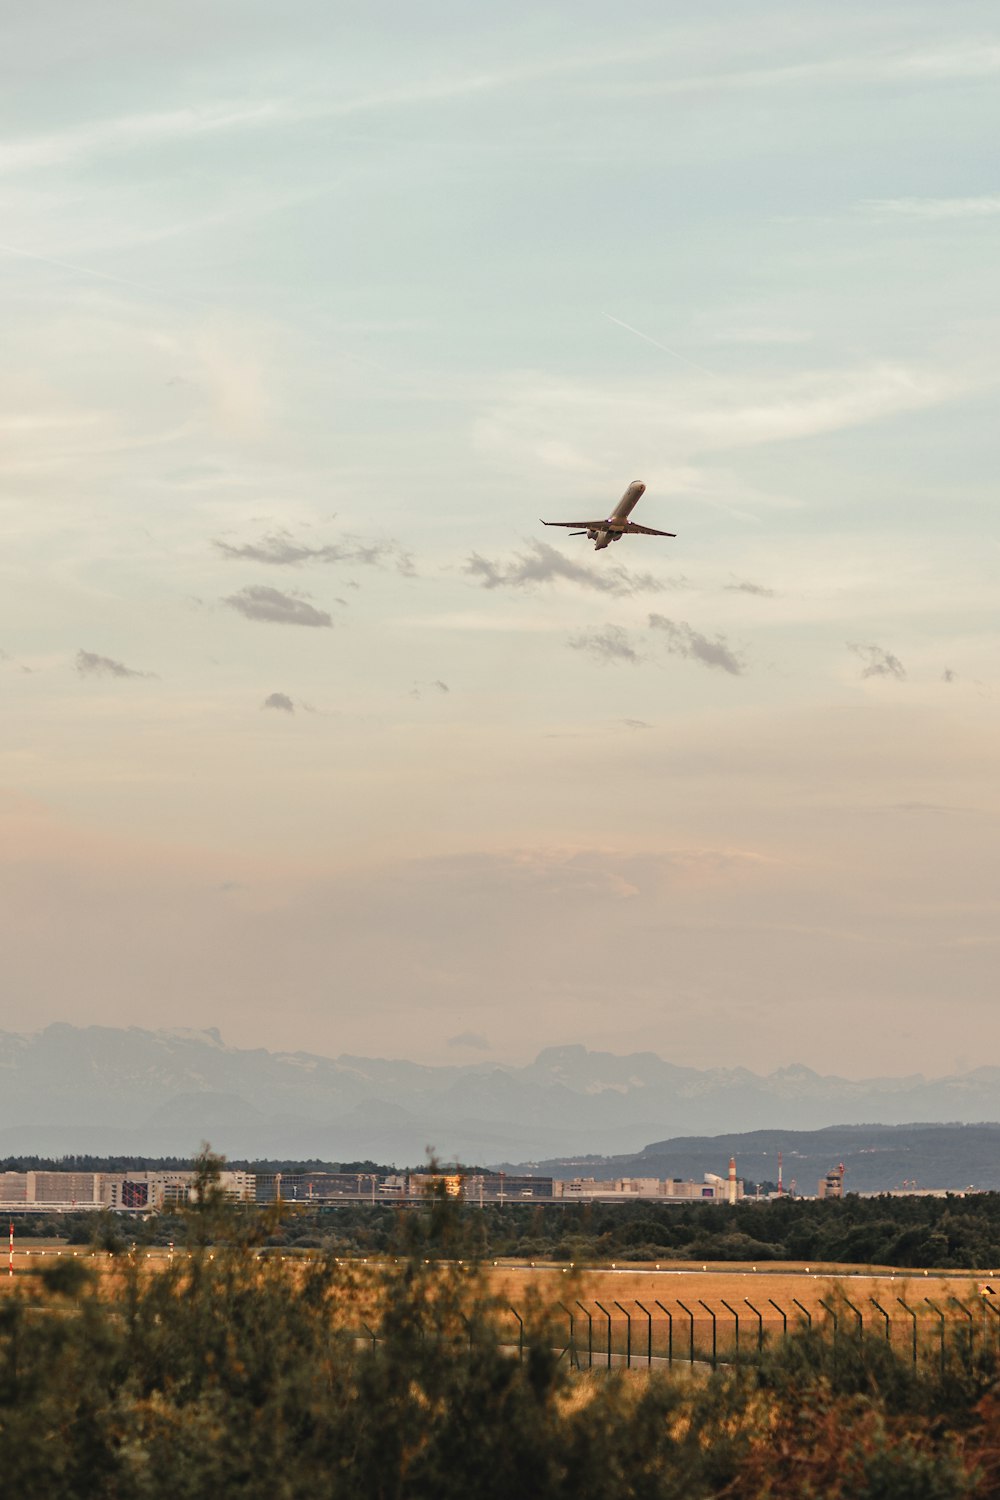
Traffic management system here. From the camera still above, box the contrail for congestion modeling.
[603,312,718,377]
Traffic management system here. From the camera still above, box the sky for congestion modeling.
[2,1,999,1078]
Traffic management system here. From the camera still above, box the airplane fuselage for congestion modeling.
[588,480,645,548]
[540,480,674,551]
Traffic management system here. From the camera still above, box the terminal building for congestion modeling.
[0,1168,254,1212]
[554,1172,743,1203]
[0,1162,742,1211]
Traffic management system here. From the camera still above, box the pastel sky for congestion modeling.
[3,1,999,1076]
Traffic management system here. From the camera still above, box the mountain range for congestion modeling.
[3,1024,1000,1166]
[500,1123,1000,1194]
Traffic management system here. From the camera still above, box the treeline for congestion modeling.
[0,1154,392,1174]
[17,1190,1000,1269]
[13,1182,1000,1266]
[218,1193,1000,1269]
[2,1181,1000,1497]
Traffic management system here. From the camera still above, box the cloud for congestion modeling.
[476,363,960,471]
[222,586,332,628]
[623,718,652,730]
[623,42,1000,101]
[725,578,775,597]
[861,195,1000,220]
[568,624,640,665]
[215,529,414,574]
[849,642,906,680]
[465,540,672,597]
[447,1031,491,1052]
[75,650,156,680]
[262,692,294,713]
[648,616,743,674]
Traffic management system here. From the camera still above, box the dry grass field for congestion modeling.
[484,1262,1000,1362]
[487,1260,994,1313]
[5,1248,996,1357]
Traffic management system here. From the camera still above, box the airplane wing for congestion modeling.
[622,521,676,537]
[540,519,602,528]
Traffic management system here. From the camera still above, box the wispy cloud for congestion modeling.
[849,642,906,680]
[223,586,333,628]
[75,650,156,680]
[861,195,1000,219]
[0,45,658,178]
[725,578,775,598]
[5,37,999,181]
[0,648,32,674]
[215,529,414,574]
[262,692,295,713]
[476,363,960,473]
[447,1031,491,1051]
[465,540,674,597]
[648,616,743,674]
[568,625,640,665]
[623,41,1000,101]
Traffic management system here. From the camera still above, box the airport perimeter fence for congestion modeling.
[7,1252,998,1378]
[483,1296,1000,1375]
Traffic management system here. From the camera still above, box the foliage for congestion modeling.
[4,1188,1000,1497]
[16,1189,1000,1267]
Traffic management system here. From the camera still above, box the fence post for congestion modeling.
[655,1300,674,1368]
[613,1301,632,1369]
[575,1300,593,1369]
[635,1300,653,1368]
[818,1298,839,1343]
[870,1298,891,1343]
[949,1297,974,1361]
[676,1299,696,1366]
[745,1298,764,1352]
[983,1298,1000,1355]
[897,1298,918,1367]
[842,1296,863,1341]
[721,1299,740,1359]
[698,1300,717,1371]
[768,1298,788,1339]
[924,1298,946,1378]
[510,1305,524,1363]
[556,1302,576,1366]
[791,1297,812,1330]
[594,1300,613,1369]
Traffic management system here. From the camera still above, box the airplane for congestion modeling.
[541,480,675,551]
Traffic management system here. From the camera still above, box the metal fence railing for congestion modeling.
[504,1296,1000,1373]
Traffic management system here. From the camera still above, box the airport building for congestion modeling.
[554,1173,743,1203]
[0,1168,255,1212]
[817,1164,846,1199]
[0,1164,742,1211]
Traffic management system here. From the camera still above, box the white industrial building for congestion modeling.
[0,1169,255,1212]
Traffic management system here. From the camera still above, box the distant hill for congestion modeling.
[3,1024,1000,1166]
[498,1123,1000,1194]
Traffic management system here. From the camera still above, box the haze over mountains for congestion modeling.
[501,1124,1000,1195]
[3,1025,1000,1166]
